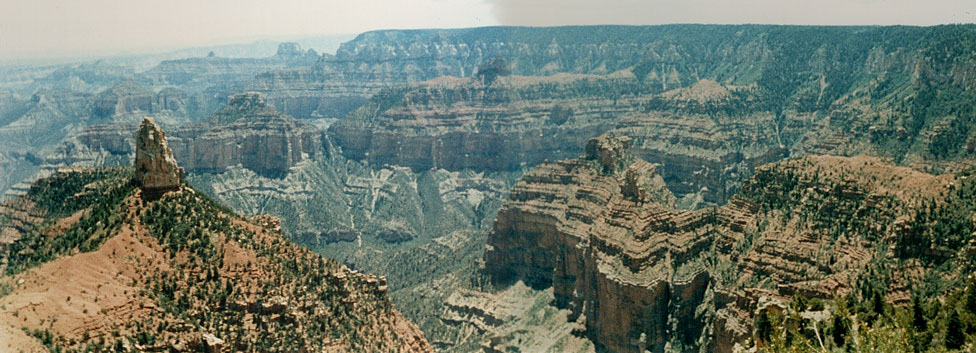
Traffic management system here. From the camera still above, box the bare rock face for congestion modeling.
[325,73,784,207]
[485,147,960,352]
[167,93,326,178]
[328,74,640,173]
[91,79,154,119]
[54,93,325,179]
[135,117,182,194]
[485,135,699,352]
[584,134,634,174]
[90,80,190,126]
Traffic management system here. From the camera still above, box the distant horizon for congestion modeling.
[6,21,976,65]
[8,22,976,66]
[4,0,975,62]
[0,33,360,67]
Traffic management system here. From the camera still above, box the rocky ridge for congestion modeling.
[91,79,190,123]
[0,43,321,190]
[328,73,645,172]
[248,25,742,118]
[0,121,432,352]
[483,134,967,352]
[142,42,319,92]
[50,93,327,179]
[167,92,326,178]
[328,71,785,205]
[11,25,976,204]
[9,25,976,352]
[485,134,698,352]
[313,25,976,206]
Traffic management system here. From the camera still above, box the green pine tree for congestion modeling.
[946,308,964,350]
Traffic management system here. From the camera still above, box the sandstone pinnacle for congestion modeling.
[135,117,183,195]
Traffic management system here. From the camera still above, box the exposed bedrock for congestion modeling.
[55,93,327,179]
[484,133,964,352]
[134,117,182,193]
[611,110,791,205]
[317,25,976,207]
[484,134,704,352]
[247,25,780,119]
[328,74,791,206]
[167,93,327,178]
[328,74,644,173]
[90,79,190,122]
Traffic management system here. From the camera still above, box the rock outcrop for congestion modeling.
[249,26,725,119]
[13,25,976,203]
[0,197,44,274]
[167,92,326,177]
[328,73,643,172]
[484,134,961,351]
[92,80,153,118]
[610,109,789,206]
[56,93,326,179]
[90,80,191,126]
[323,73,787,205]
[0,89,93,150]
[141,43,319,90]
[304,25,976,206]
[12,25,976,352]
[27,61,135,95]
[485,134,693,352]
[134,117,182,194]
[138,42,321,120]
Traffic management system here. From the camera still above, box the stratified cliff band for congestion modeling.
[485,134,969,352]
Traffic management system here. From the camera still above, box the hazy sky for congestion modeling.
[2,0,975,61]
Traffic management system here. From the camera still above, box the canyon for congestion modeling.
[4,24,976,352]
[486,134,965,352]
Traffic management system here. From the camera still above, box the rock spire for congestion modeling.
[135,117,183,196]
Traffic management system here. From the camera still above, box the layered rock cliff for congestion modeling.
[10,25,976,352]
[140,42,323,120]
[328,73,644,172]
[484,134,965,352]
[327,73,789,205]
[28,61,135,95]
[12,25,976,204]
[0,81,191,197]
[91,79,191,124]
[249,25,976,121]
[142,42,319,89]
[51,93,327,179]
[485,134,700,352]
[167,93,326,177]
[0,89,93,150]
[315,25,976,206]
[250,25,734,118]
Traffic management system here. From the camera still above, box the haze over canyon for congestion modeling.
[3,17,976,353]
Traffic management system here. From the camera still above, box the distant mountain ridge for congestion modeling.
[315,24,976,205]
